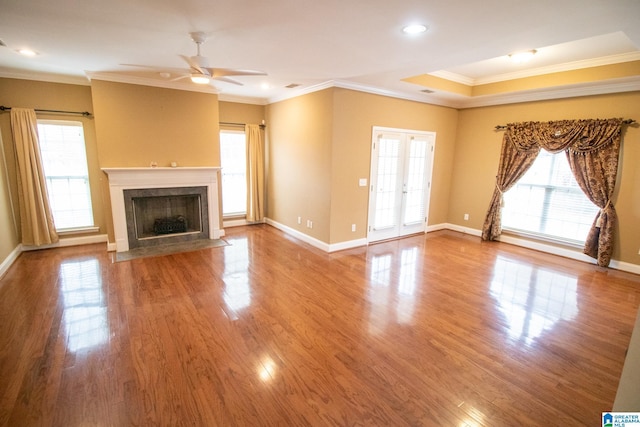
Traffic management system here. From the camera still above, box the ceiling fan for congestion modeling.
[127,31,266,86]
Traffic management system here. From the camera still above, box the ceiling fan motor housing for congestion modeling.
[190,55,210,71]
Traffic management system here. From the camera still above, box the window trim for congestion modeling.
[37,119,95,231]
[220,129,247,218]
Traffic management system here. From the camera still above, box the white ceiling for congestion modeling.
[1,0,639,106]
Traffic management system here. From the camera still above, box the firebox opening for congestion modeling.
[132,194,202,239]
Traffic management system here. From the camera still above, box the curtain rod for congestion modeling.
[494,118,636,130]
[219,121,266,129]
[0,105,92,117]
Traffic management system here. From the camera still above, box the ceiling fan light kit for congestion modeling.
[190,74,211,84]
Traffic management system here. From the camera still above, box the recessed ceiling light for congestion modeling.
[260,82,270,90]
[508,49,537,63]
[17,48,38,57]
[402,24,428,35]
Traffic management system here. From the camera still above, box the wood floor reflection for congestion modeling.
[1,225,639,426]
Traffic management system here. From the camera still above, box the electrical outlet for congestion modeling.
[297,216,301,224]
[351,224,356,232]
[464,213,469,221]
[309,220,313,229]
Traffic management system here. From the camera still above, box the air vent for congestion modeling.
[421,89,435,94]
[285,83,301,89]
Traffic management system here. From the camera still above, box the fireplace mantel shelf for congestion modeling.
[103,166,220,182]
[102,167,222,252]
[102,166,220,172]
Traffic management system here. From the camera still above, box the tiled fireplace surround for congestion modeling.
[102,167,223,252]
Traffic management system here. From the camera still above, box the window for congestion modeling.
[37,120,94,230]
[220,130,247,216]
[502,150,599,244]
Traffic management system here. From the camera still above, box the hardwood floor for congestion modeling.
[1,225,639,426]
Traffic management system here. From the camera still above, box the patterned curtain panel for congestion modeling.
[482,118,624,267]
[10,108,59,246]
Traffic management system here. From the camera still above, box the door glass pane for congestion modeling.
[403,138,427,225]
[374,137,400,230]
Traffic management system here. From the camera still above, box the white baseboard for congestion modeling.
[223,218,267,229]
[0,244,22,279]
[609,259,640,276]
[224,219,249,228]
[435,223,640,275]
[264,219,640,274]
[431,222,482,237]
[265,218,331,252]
[328,238,369,252]
[264,218,368,253]
[21,234,108,251]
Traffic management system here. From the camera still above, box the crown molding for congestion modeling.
[0,69,90,86]
[267,80,335,104]
[218,93,269,105]
[474,51,640,85]
[3,68,637,111]
[428,70,475,86]
[455,75,640,109]
[86,71,220,94]
[430,51,640,87]
[267,79,459,108]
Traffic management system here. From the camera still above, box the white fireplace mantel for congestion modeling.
[102,167,222,252]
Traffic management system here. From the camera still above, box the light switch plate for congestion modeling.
[359,178,367,187]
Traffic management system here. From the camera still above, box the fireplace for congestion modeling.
[124,186,209,249]
[102,167,222,252]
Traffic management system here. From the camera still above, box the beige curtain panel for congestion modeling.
[10,108,59,246]
[482,118,624,267]
[245,124,265,222]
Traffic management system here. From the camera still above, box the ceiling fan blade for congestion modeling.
[207,68,267,77]
[179,55,206,74]
[121,63,190,75]
[212,76,245,86]
[170,75,190,82]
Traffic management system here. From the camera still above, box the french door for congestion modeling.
[367,127,435,242]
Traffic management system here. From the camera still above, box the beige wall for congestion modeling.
[219,101,265,126]
[330,89,458,243]
[91,80,220,167]
[266,87,459,245]
[266,89,334,242]
[449,91,640,264]
[0,78,106,258]
[0,124,19,266]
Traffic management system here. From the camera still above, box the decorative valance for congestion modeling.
[505,118,624,153]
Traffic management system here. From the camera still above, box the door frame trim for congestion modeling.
[367,126,436,244]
